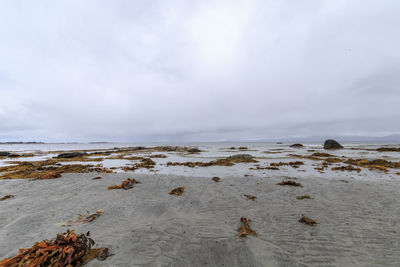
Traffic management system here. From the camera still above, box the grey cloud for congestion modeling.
[0,0,399,142]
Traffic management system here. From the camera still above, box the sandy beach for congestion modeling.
[1,143,400,266]
[1,171,400,266]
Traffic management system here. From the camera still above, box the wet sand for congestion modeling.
[1,172,399,266]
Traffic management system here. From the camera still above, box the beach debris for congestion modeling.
[340,179,349,183]
[236,217,257,237]
[92,176,102,180]
[299,214,318,225]
[331,165,361,172]
[107,178,139,190]
[212,177,221,182]
[59,210,104,227]
[324,139,343,149]
[244,194,256,201]
[0,194,14,201]
[290,143,303,148]
[169,187,185,196]
[296,195,311,200]
[0,230,108,266]
[276,180,303,187]
[41,172,62,179]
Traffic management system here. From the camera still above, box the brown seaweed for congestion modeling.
[299,214,317,225]
[0,230,108,266]
[244,194,256,201]
[296,195,311,200]
[212,177,221,182]
[236,217,257,237]
[169,187,185,196]
[0,195,14,201]
[59,210,104,227]
[276,180,303,187]
[107,178,139,190]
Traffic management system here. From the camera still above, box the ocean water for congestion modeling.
[1,142,399,180]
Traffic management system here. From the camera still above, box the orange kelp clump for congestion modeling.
[169,187,185,196]
[0,230,107,267]
[107,178,139,190]
[236,217,257,237]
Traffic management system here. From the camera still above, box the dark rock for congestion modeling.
[0,152,11,157]
[228,154,254,160]
[8,153,20,157]
[161,146,178,151]
[55,152,87,158]
[188,148,201,153]
[324,139,343,149]
[290,144,303,148]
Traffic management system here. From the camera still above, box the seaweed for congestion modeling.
[0,230,108,266]
[296,195,311,200]
[169,187,185,196]
[59,210,104,227]
[276,180,302,187]
[299,214,317,225]
[244,194,256,201]
[92,176,102,180]
[166,155,257,168]
[212,177,221,182]
[270,161,304,168]
[107,178,139,190]
[331,165,361,172]
[236,217,257,237]
[0,194,14,201]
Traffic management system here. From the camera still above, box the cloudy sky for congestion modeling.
[0,0,399,142]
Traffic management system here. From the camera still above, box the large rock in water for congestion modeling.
[324,139,343,149]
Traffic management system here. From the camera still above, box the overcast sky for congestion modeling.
[0,0,399,142]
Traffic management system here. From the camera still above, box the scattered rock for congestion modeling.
[290,144,303,148]
[188,148,201,153]
[324,139,343,149]
[236,217,257,237]
[169,187,185,196]
[0,152,11,157]
[238,147,248,150]
[376,147,400,152]
[299,214,318,225]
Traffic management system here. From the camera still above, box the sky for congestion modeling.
[0,0,399,142]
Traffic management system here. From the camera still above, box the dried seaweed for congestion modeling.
[296,195,311,200]
[345,158,400,171]
[92,176,102,180]
[41,172,62,179]
[340,179,349,183]
[169,187,184,196]
[270,161,304,168]
[107,178,139,190]
[331,165,361,172]
[59,210,104,227]
[0,195,14,201]
[212,177,221,182]
[0,230,108,267]
[276,180,303,187]
[376,147,400,152]
[299,214,318,225]
[236,217,257,237]
[244,194,256,201]
[166,155,257,168]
